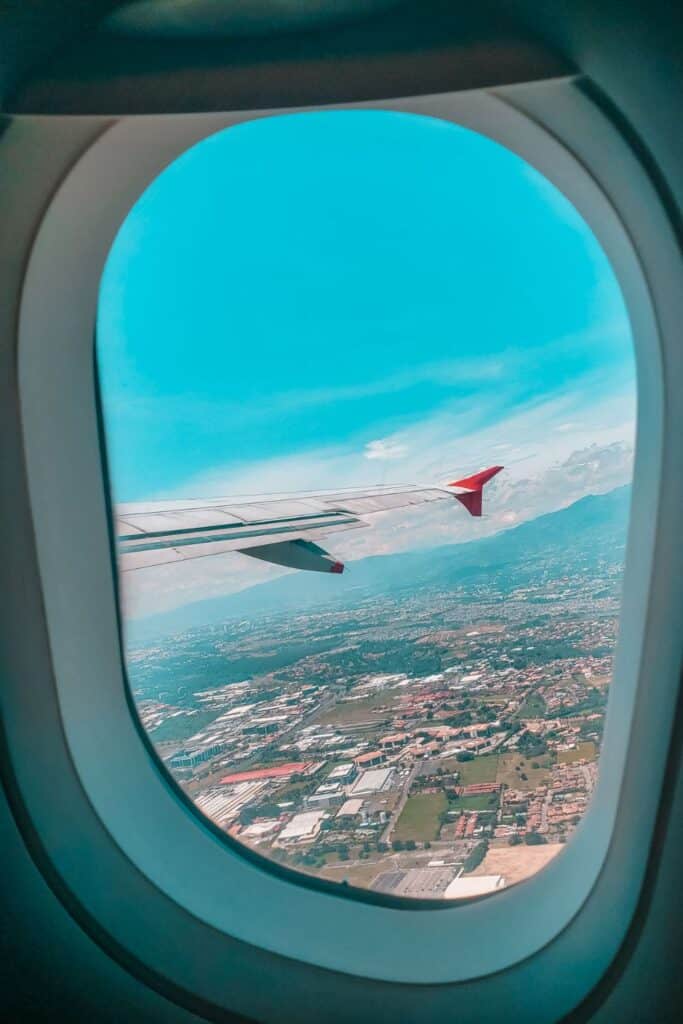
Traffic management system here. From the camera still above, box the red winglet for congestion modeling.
[449,465,503,518]
[448,465,504,491]
[454,490,483,516]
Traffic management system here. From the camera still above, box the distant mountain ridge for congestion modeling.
[126,485,631,646]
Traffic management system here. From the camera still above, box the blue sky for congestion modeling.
[96,109,636,617]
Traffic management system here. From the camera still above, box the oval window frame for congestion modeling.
[8,78,682,1018]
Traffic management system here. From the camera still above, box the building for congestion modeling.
[379,732,410,751]
[348,767,396,796]
[336,798,364,819]
[306,782,345,808]
[353,749,385,768]
[276,810,326,845]
[361,799,388,824]
[193,781,268,825]
[239,820,281,842]
[242,714,289,735]
[458,782,500,797]
[327,762,357,783]
[373,866,458,898]
[219,761,323,785]
[444,875,506,899]
[167,742,225,771]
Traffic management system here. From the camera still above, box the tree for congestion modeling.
[423,841,432,850]
[239,802,282,825]
[457,751,474,762]
[339,849,350,861]
[392,839,405,851]
[463,840,488,872]
[405,839,417,851]
[508,834,522,846]
[524,831,547,845]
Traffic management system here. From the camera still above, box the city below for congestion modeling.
[127,486,627,901]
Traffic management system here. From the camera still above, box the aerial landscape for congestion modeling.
[128,484,627,900]
[97,106,636,901]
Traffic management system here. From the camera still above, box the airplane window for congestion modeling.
[97,109,635,902]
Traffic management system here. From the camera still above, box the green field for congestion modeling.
[393,792,447,842]
[496,752,553,791]
[149,708,221,743]
[318,860,387,889]
[270,779,315,802]
[518,692,547,718]
[455,754,499,785]
[454,792,500,812]
[557,741,597,764]
[314,691,394,726]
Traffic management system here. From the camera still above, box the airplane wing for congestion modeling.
[115,466,503,574]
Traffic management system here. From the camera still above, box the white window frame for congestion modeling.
[8,77,683,1019]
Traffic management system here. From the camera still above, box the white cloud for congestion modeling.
[363,438,409,461]
[119,379,636,621]
[554,422,579,433]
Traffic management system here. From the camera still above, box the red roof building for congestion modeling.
[220,761,316,785]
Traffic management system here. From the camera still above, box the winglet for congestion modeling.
[448,465,503,517]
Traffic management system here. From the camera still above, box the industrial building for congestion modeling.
[306,782,346,808]
[444,875,506,899]
[276,810,326,845]
[349,767,396,796]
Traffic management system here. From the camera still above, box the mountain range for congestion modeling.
[126,484,631,646]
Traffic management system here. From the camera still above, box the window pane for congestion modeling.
[97,109,635,901]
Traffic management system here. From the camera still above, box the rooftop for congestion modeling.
[277,810,326,842]
[219,761,317,784]
[337,798,364,817]
[444,875,506,899]
[349,767,395,796]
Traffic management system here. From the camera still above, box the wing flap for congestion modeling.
[241,539,344,574]
[117,516,366,571]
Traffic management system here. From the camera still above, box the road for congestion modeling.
[540,788,552,832]
[381,762,419,844]
[580,763,595,794]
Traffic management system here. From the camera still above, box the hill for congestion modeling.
[126,485,630,646]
